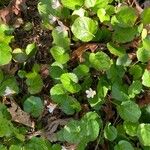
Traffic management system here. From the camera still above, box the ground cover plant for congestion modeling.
[0,0,150,149]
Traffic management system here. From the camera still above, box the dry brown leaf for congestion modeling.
[43,118,70,142]
[138,92,150,107]
[0,0,26,24]
[7,99,33,128]
[71,43,105,62]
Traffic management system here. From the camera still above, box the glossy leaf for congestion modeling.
[71,17,98,42]
[60,73,81,93]
[117,101,141,122]
[23,96,44,118]
[89,52,111,70]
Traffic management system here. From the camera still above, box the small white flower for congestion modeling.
[52,0,61,9]
[4,86,15,96]
[47,103,57,113]
[61,146,67,150]
[85,88,96,98]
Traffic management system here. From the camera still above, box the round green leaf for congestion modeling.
[137,124,150,146]
[52,26,70,50]
[60,96,81,115]
[0,77,19,96]
[73,64,89,79]
[97,8,110,22]
[50,84,67,103]
[107,42,126,57]
[12,48,28,63]
[123,121,138,137]
[142,69,150,87]
[104,122,117,141]
[114,140,134,150]
[137,47,150,63]
[116,6,137,27]
[129,64,143,80]
[113,27,137,43]
[60,73,81,93]
[50,64,65,80]
[71,17,98,42]
[141,8,150,25]
[50,46,69,64]
[26,72,43,94]
[117,101,141,123]
[128,81,142,98]
[61,0,84,10]
[143,37,150,51]
[0,43,12,66]
[23,96,44,118]
[89,52,111,70]
[63,120,82,144]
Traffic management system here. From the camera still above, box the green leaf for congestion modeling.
[89,52,111,70]
[25,43,36,57]
[114,140,134,150]
[116,54,132,66]
[129,64,143,80]
[140,105,150,123]
[61,120,82,144]
[107,63,125,82]
[0,24,14,44]
[81,112,100,141]
[113,26,137,43]
[50,62,65,80]
[52,26,70,50]
[73,64,89,79]
[0,43,12,66]
[137,124,150,146]
[0,113,12,137]
[61,0,84,10]
[12,48,28,63]
[50,84,67,103]
[0,145,7,150]
[60,96,81,115]
[9,145,22,150]
[137,47,150,63]
[0,77,19,96]
[143,37,150,51]
[84,0,96,8]
[58,112,100,144]
[60,73,81,93]
[71,17,98,42]
[117,101,141,123]
[116,6,137,27]
[97,8,110,22]
[141,8,150,25]
[107,42,126,57]
[123,121,138,137]
[23,96,44,118]
[111,82,129,101]
[26,72,43,94]
[24,137,51,150]
[0,69,4,84]
[38,0,68,26]
[142,69,150,87]
[50,46,69,64]
[128,81,142,98]
[0,103,11,120]
[104,122,117,141]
